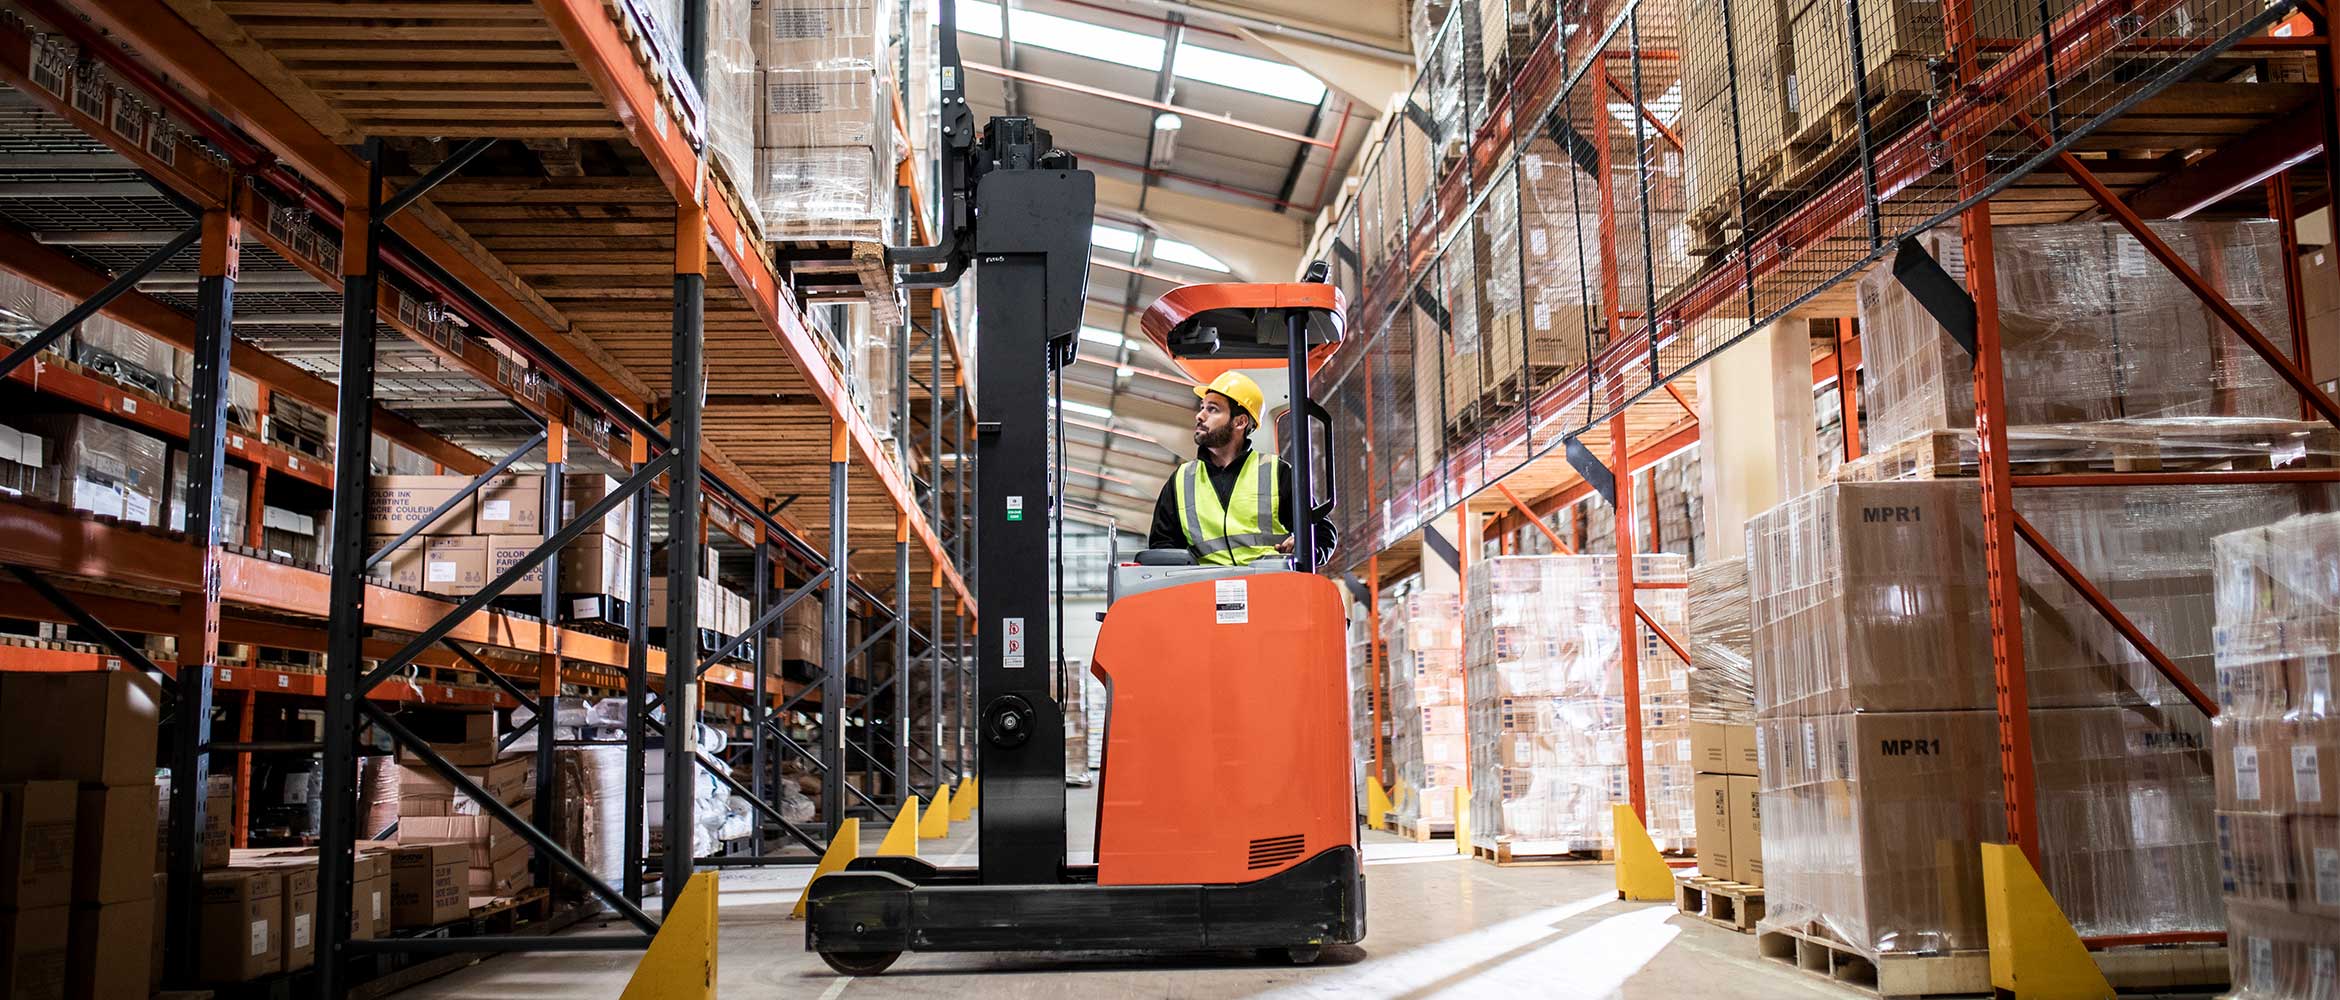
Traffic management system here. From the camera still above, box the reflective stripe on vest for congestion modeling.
[1173,451,1288,566]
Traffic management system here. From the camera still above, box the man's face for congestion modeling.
[1194,392,1245,450]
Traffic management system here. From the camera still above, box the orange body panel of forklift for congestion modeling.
[1089,570,1356,887]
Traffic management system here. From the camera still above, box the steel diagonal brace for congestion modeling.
[6,566,172,686]
[2009,511,2218,717]
[2020,112,2340,429]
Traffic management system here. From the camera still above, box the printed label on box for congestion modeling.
[295,913,313,948]
[2235,745,2262,802]
[372,890,383,920]
[428,561,457,583]
[1215,578,1249,624]
[2298,745,2323,804]
[2319,847,2340,905]
[252,918,271,956]
[482,499,511,521]
[2250,937,2274,992]
[2312,949,2335,995]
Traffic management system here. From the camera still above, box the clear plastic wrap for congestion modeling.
[750,0,894,239]
[25,412,170,526]
[2213,511,2340,998]
[1688,556,1754,723]
[1747,480,1996,717]
[757,146,895,238]
[704,0,758,216]
[1855,220,2330,469]
[1383,591,1465,827]
[1464,554,1693,853]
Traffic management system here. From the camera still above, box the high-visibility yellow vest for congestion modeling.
[1172,451,1287,566]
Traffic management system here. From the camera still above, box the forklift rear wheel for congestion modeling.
[819,950,902,976]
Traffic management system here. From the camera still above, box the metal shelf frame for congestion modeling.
[0,0,987,992]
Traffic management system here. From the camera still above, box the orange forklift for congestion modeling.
[802,18,1363,973]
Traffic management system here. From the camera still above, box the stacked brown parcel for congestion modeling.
[2212,511,2340,997]
[1747,217,2337,967]
[0,670,161,998]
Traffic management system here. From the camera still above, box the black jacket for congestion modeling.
[1147,442,1296,553]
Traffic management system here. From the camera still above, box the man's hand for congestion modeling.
[1277,536,1295,554]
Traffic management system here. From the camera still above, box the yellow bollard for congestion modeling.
[1453,786,1472,857]
[620,871,719,999]
[1611,805,1673,901]
[950,777,978,821]
[1364,776,1393,831]
[877,799,919,857]
[918,783,952,839]
[1981,842,2115,999]
[790,818,861,919]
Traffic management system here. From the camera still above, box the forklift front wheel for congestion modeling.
[1284,945,1322,965]
[819,950,903,976]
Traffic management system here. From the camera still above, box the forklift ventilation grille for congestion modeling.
[1247,834,1306,869]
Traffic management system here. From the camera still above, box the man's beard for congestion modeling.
[1194,422,1234,450]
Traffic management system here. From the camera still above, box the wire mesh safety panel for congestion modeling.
[1311,0,2314,572]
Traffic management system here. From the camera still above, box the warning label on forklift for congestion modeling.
[1215,579,1248,624]
[1002,617,1025,668]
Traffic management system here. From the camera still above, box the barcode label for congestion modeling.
[2234,744,2262,802]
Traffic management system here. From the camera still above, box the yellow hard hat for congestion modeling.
[1195,370,1265,425]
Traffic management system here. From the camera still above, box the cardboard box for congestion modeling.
[560,533,632,596]
[24,413,169,527]
[357,850,392,939]
[2293,814,2340,919]
[396,754,531,801]
[1690,722,1757,775]
[389,843,470,927]
[198,868,281,982]
[2219,716,2295,813]
[364,475,473,536]
[1,781,75,909]
[2291,716,2338,815]
[1728,774,1763,887]
[759,67,884,146]
[165,447,250,537]
[1694,772,1732,878]
[368,534,428,589]
[486,535,547,597]
[74,784,156,904]
[424,535,489,595]
[0,906,67,1000]
[66,899,150,1000]
[560,474,634,538]
[471,473,542,535]
[467,846,531,894]
[2218,810,2297,906]
[278,861,318,972]
[0,671,161,786]
[401,814,527,863]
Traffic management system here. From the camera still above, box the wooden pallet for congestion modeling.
[771,232,900,324]
[1471,839,1695,867]
[1394,815,1455,843]
[1837,421,2340,483]
[1774,90,1927,196]
[468,887,553,935]
[1674,874,1764,933]
[1756,923,2228,997]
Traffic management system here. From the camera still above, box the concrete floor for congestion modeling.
[395,787,1857,999]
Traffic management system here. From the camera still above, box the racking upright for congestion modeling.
[0,0,986,991]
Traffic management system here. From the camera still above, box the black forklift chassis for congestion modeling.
[805,846,1366,973]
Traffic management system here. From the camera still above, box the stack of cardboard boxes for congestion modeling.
[1464,554,1695,854]
[648,543,741,637]
[2213,511,2340,996]
[396,714,531,901]
[1691,722,1761,886]
[1748,478,2233,956]
[0,670,160,999]
[752,0,895,239]
[1383,591,1465,829]
[367,472,635,602]
[12,412,169,527]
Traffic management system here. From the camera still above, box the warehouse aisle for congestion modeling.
[398,786,1851,999]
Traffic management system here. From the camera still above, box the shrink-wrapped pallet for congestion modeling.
[2213,512,2340,998]
[1384,592,1465,827]
[1688,556,1754,723]
[1465,555,1693,853]
[1854,220,2333,471]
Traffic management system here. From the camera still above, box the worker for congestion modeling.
[1148,370,1296,565]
